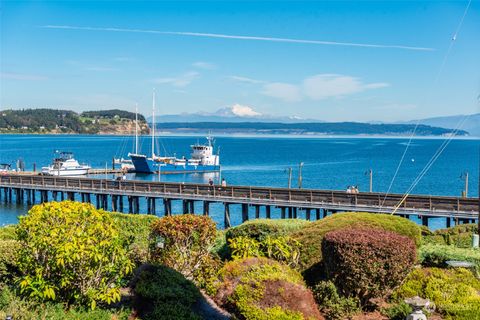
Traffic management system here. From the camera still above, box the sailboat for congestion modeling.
[114,104,139,172]
[129,91,221,174]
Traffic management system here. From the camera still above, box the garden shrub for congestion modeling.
[291,212,421,283]
[229,235,301,267]
[393,267,480,320]
[131,264,201,320]
[312,280,360,320]
[210,230,229,260]
[110,212,158,265]
[226,218,310,243]
[0,240,21,287]
[213,257,322,320]
[16,201,133,308]
[0,225,16,240]
[381,302,412,320]
[423,223,477,248]
[322,228,416,306]
[419,243,480,274]
[150,214,217,284]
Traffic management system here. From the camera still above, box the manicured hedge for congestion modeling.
[322,228,416,305]
[225,219,310,243]
[110,212,158,265]
[131,264,201,320]
[213,257,322,320]
[423,223,477,248]
[291,212,422,283]
[393,267,480,320]
[419,243,480,273]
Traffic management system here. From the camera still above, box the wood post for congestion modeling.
[306,208,311,221]
[255,205,260,219]
[242,203,249,222]
[203,201,210,216]
[266,205,271,219]
[224,203,231,229]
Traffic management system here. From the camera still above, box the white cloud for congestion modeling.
[192,61,216,70]
[303,74,389,100]
[231,103,262,117]
[262,82,301,102]
[229,75,266,84]
[1,72,48,81]
[153,71,199,87]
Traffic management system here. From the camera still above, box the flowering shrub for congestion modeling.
[150,214,217,283]
[16,201,133,309]
[213,257,322,320]
[322,228,416,306]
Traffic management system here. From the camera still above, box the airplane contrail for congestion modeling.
[41,25,434,51]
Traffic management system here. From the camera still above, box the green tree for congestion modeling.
[16,201,133,309]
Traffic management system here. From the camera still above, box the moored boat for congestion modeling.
[41,151,91,176]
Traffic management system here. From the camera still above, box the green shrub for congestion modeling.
[213,257,322,320]
[16,201,133,308]
[312,280,360,320]
[423,223,477,248]
[0,286,131,320]
[110,212,158,265]
[322,228,416,306]
[131,264,201,320]
[291,212,422,283]
[393,267,480,320]
[381,302,412,320]
[0,240,21,287]
[226,219,310,243]
[0,225,16,240]
[229,235,301,267]
[150,214,217,284]
[419,244,480,273]
[210,230,229,260]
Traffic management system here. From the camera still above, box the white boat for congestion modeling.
[41,152,91,176]
[0,163,13,174]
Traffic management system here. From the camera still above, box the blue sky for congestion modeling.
[1,0,479,122]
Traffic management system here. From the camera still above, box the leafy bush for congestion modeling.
[393,267,480,320]
[419,244,480,274]
[150,214,217,284]
[213,257,322,320]
[423,223,477,248]
[0,225,16,240]
[312,280,360,320]
[0,286,131,320]
[0,240,21,287]
[110,212,158,265]
[229,235,301,267]
[322,228,416,306]
[291,212,421,283]
[131,264,201,320]
[226,218,310,243]
[16,201,133,308]
[381,302,412,320]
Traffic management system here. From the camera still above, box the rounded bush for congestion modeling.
[0,240,21,287]
[226,219,310,243]
[291,212,421,282]
[16,201,133,308]
[131,264,201,320]
[213,257,322,320]
[322,228,416,305]
[150,214,217,284]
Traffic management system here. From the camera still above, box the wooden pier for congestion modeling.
[0,174,477,228]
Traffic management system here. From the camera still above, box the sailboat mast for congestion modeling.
[135,103,139,154]
[151,89,156,158]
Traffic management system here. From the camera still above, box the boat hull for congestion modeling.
[41,168,90,176]
[130,155,220,174]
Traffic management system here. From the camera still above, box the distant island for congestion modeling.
[154,121,469,136]
[0,109,150,134]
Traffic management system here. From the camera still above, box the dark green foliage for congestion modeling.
[312,281,360,320]
[381,302,412,320]
[131,264,201,320]
[419,244,480,274]
[81,109,146,121]
[423,223,477,248]
[213,257,322,320]
[291,212,421,284]
[393,268,480,320]
[110,212,158,265]
[322,228,416,306]
[0,240,21,287]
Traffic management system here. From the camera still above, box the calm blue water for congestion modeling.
[0,134,478,229]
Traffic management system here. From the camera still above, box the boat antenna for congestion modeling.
[135,103,139,154]
[151,89,156,158]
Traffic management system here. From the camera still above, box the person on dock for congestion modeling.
[221,178,227,187]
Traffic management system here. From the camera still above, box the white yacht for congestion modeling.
[41,152,91,176]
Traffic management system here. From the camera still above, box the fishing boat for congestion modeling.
[41,151,91,176]
[0,163,13,174]
[129,91,220,174]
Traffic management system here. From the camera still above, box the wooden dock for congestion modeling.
[0,174,477,228]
